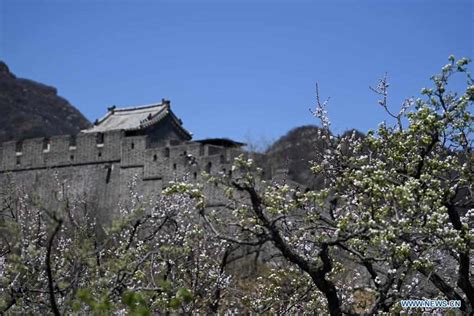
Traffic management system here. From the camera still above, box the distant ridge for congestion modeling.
[0,61,91,144]
[258,126,365,188]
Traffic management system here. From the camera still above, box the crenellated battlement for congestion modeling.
[0,131,242,178]
[0,131,123,171]
[0,102,245,221]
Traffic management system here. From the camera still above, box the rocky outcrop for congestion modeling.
[259,126,365,189]
[0,61,91,144]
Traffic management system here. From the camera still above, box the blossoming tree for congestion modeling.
[183,56,473,314]
[0,176,233,314]
[0,57,472,315]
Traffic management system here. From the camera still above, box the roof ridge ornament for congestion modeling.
[161,98,170,106]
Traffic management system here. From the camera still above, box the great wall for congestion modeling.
[0,100,247,221]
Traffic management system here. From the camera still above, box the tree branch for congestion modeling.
[46,218,63,316]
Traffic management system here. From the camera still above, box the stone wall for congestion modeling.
[0,130,242,221]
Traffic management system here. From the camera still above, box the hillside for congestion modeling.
[0,61,91,144]
[258,125,326,189]
[260,126,365,189]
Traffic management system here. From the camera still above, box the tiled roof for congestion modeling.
[195,138,245,147]
[82,100,192,138]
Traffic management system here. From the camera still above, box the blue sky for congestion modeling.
[1,0,472,144]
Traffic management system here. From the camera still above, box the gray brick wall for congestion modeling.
[0,130,244,221]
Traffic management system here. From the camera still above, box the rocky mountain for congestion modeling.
[256,125,326,189]
[258,125,365,189]
[0,61,91,144]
